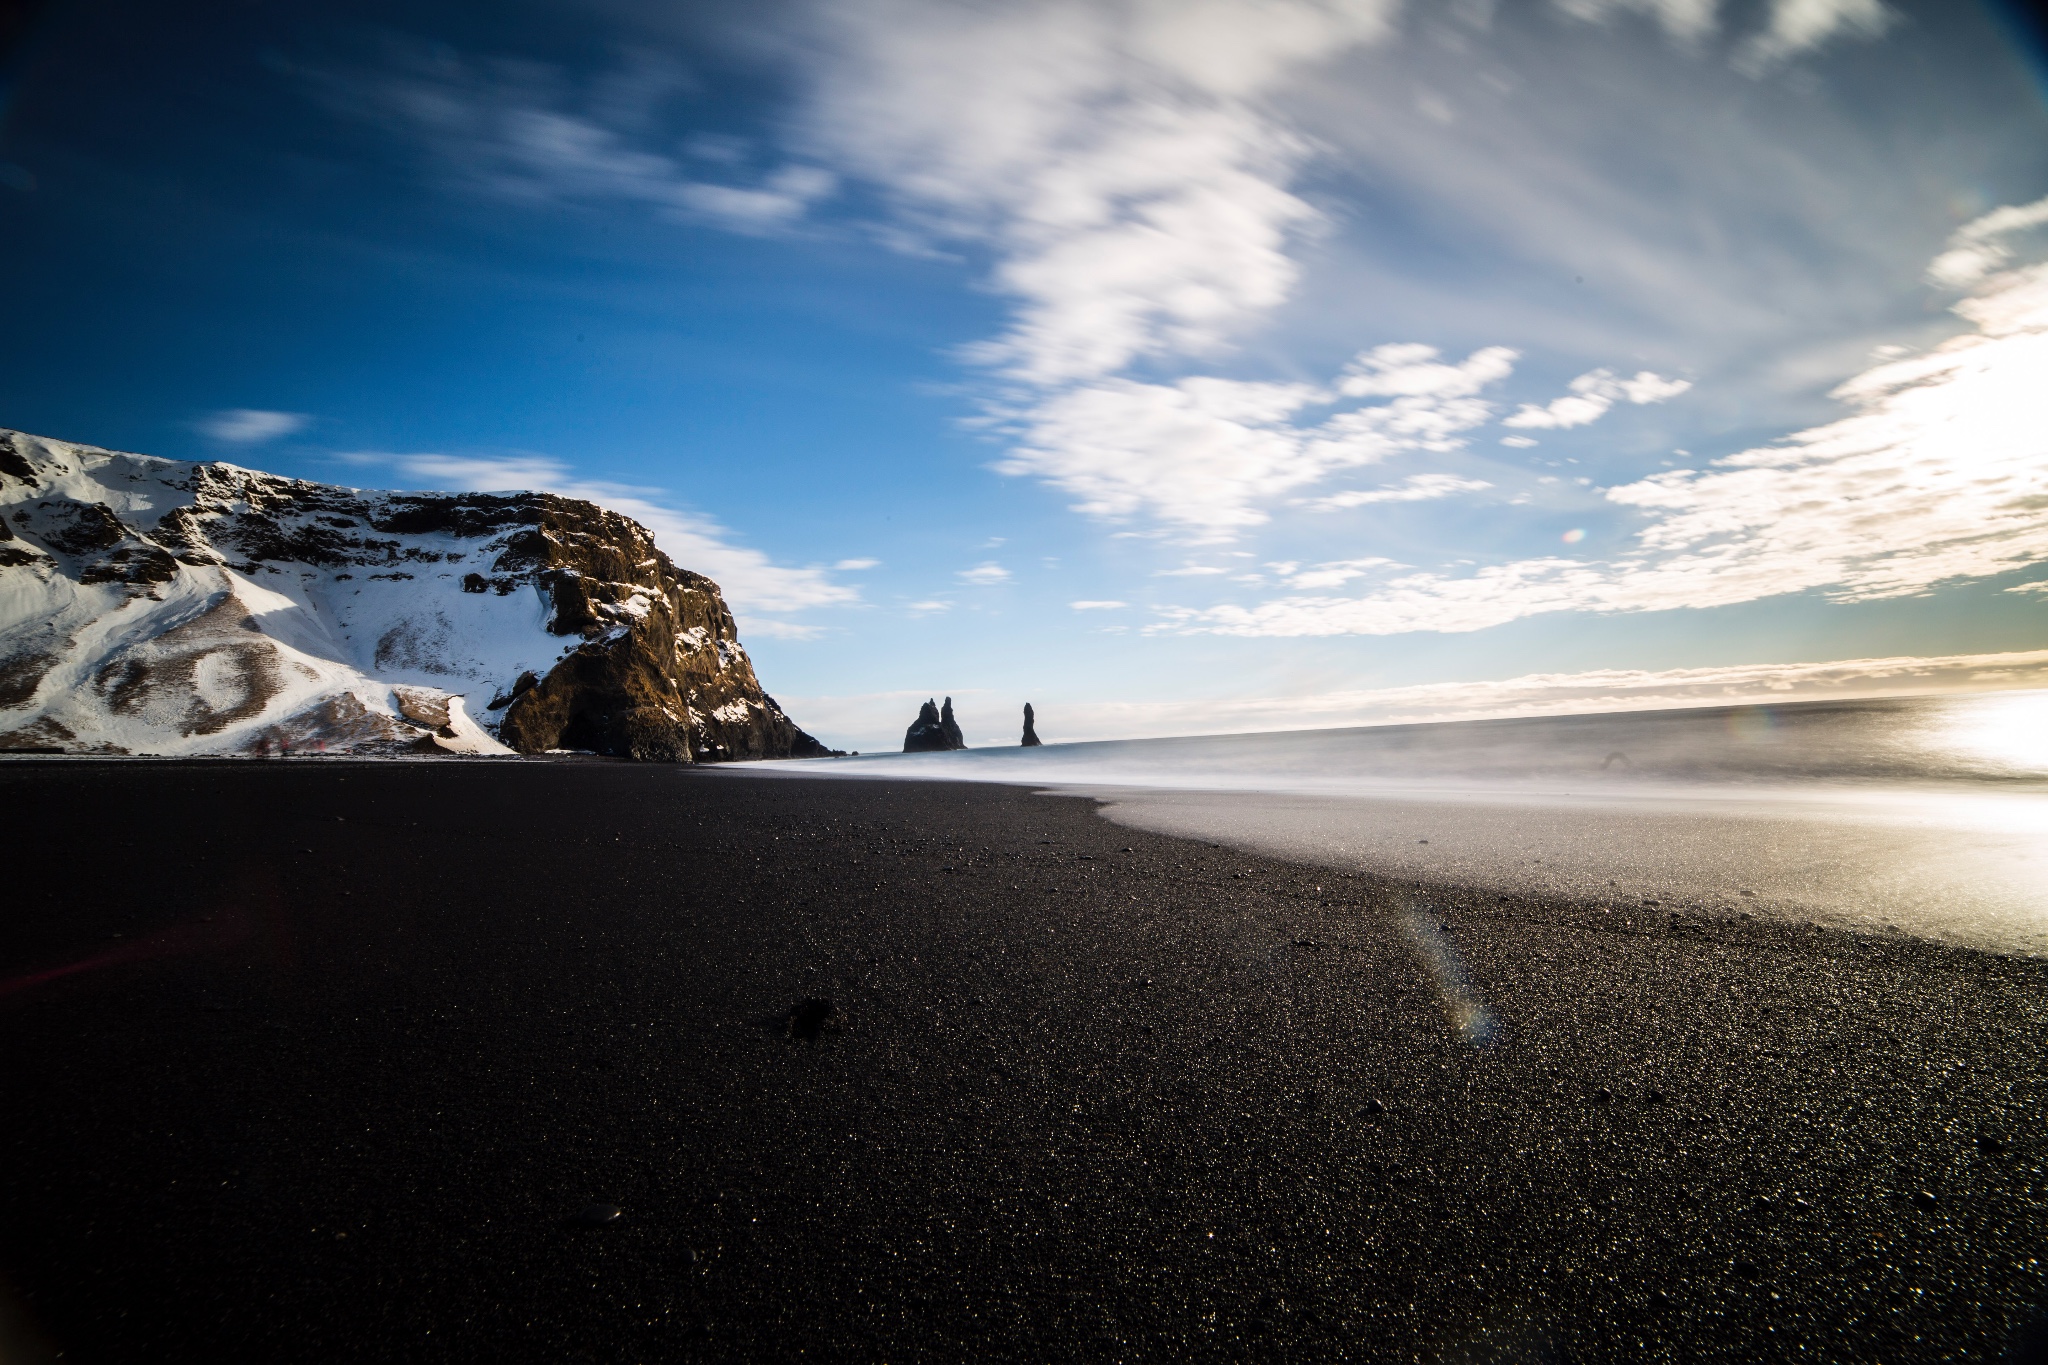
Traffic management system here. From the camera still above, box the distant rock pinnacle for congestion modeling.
[904,698,948,752]
[904,696,968,753]
[1021,703,1042,747]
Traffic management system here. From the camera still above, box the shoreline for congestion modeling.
[3,760,2045,1361]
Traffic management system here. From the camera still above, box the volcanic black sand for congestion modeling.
[2,761,2045,1363]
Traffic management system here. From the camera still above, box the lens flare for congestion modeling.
[1725,705,1777,744]
[1403,908,1495,1046]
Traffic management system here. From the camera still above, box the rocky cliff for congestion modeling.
[0,428,834,760]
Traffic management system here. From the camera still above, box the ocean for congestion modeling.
[754,691,2048,956]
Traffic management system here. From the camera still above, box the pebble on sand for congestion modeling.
[788,997,837,1041]
[567,1204,622,1228]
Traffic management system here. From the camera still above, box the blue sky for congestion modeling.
[2,0,2046,750]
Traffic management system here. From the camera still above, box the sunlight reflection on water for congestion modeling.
[754,691,2048,955]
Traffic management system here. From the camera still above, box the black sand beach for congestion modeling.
[2,760,2044,1362]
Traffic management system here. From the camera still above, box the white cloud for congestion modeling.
[1069,599,1129,610]
[1739,0,1892,71]
[1926,194,2048,290]
[744,619,828,640]
[324,49,834,234]
[1501,435,1540,448]
[1614,371,1693,404]
[1301,473,1492,511]
[1552,0,1720,43]
[906,599,952,614]
[958,562,1012,584]
[997,345,1516,533]
[1554,0,1892,67]
[834,557,881,570]
[1502,367,1690,430]
[800,0,1399,386]
[1280,557,1397,589]
[1154,564,1231,576]
[199,409,308,444]
[1157,230,2048,636]
[360,452,859,621]
[797,0,1557,539]
[1337,342,1517,399]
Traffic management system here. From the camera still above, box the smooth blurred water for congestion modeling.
[748,692,2048,955]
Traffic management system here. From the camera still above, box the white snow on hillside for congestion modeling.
[0,430,583,755]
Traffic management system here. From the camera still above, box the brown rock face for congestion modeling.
[376,493,836,763]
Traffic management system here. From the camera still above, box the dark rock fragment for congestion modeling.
[43,501,128,555]
[0,434,37,486]
[787,997,836,1041]
[566,1203,622,1228]
[488,670,539,711]
[1358,1098,1387,1118]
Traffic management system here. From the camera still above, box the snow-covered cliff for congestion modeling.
[0,428,833,760]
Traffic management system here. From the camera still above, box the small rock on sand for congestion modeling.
[788,997,836,1040]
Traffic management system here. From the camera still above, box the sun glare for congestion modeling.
[1926,689,2048,776]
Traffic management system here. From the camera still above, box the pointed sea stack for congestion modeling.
[904,699,950,752]
[1021,703,1042,747]
[904,696,969,752]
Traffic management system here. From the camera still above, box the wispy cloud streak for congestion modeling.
[318,48,834,233]
[199,410,309,444]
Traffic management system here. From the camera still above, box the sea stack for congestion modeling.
[1021,703,1042,746]
[904,697,967,752]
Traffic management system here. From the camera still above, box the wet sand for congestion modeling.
[1,760,2045,1362]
